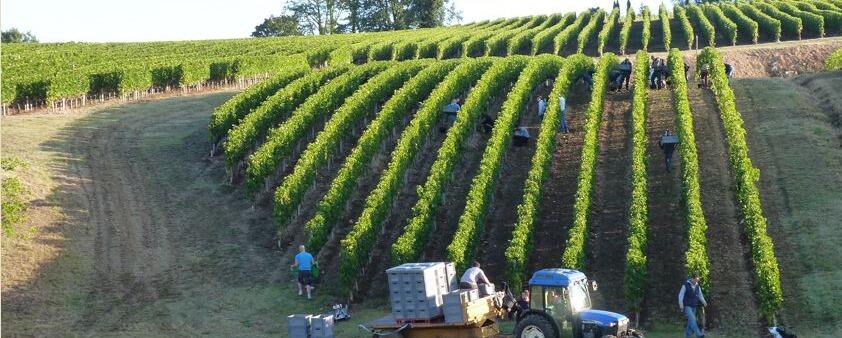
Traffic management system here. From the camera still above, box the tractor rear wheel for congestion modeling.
[514,313,557,338]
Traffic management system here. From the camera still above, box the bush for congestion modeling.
[674,6,695,49]
[304,60,461,252]
[272,61,427,229]
[624,50,650,313]
[561,53,618,270]
[660,4,672,51]
[827,48,842,70]
[697,46,783,321]
[2,176,27,236]
[667,48,710,292]
[739,3,782,42]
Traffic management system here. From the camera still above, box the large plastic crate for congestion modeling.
[309,314,334,338]
[287,314,312,338]
[386,262,452,320]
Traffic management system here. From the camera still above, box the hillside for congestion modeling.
[3,1,842,337]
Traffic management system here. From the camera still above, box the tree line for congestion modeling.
[253,0,462,37]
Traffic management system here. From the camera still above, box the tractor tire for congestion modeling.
[514,313,557,338]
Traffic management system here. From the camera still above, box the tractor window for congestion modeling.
[569,281,591,312]
[545,287,568,320]
[530,286,544,309]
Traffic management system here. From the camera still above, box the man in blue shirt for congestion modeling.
[290,245,316,299]
[537,96,547,120]
[678,271,707,338]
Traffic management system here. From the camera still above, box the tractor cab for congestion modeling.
[514,269,640,338]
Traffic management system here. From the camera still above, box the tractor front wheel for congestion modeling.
[514,314,557,338]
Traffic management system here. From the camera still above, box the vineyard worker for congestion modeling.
[460,261,492,290]
[558,95,569,133]
[443,98,460,126]
[581,70,595,91]
[290,245,316,299]
[724,63,734,82]
[480,113,494,134]
[619,58,633,91]
[660,130,678,172]
[537,96,547,119]
[699,62,711,88]
[609,69,623,92]
[513,126,530,147]
[678,271,708,338]
[684,61,691,81]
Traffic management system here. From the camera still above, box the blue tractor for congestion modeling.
[513,269,643,338]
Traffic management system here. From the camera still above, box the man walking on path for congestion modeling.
[678,272,708,338]
[537,96,547,119]
[290,245,316,299]
[660,130,677,172]
[558,95,568,133]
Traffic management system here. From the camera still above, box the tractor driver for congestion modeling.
[459,261,492,290]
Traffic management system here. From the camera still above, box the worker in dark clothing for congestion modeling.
[581,70,595,91]
[618,58,633,91]
[699,62,711,88]
[609,70,623,92]
[684,61,690,81]
[513,126,530,147]
[660,130,678,172]
[479,113,494,134]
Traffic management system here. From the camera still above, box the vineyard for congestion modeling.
[4,1,842,337]
[4,0,842,113]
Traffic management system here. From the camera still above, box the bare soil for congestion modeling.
[641,85,688,325]
[586,88,633,313]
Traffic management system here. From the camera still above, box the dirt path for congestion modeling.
[641,86,688,325]
[586,89,633,313]
[527,85,591,273]
[476,82,552,279]
[688,84,761,337]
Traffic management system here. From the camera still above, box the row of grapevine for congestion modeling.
[666,48,710,291]
[303,61,461,252]
[660,4,673,51]
[487,16,548,56]
[464,17,534,58]
[623,50,650,314]
[553,11,593,55]
[755,2,802,39]
[703,4,738,46]
[446,55,563,271]
[504,54,592,290]
[271,61,428,229]
[223,66,351,168]
[674,6,696,50]
[391,56,530,265]
[641,7,652,52]
[208,67,309,143]
[687,5,717,47]
[243,62,391,194]
[619,7,637,54]
[774,1,825,37]
[739,3,783,41]
[338,59,494,289]
[792,1,842,34]
[696,46,783,321]
[577,10,607,54]
[532,12,578,55]
[508,14,567,55]
[827,47,842,70]
[560,53,619,269]
[598,9,621,55]
[721,3,760,44]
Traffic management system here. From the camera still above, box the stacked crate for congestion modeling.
[287,314,312,338]
[310,314,334,338]
[386,262,457,321]
[443,289,479,324]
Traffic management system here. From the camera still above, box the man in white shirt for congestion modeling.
[460,261,491,289]
[558,95,568,133]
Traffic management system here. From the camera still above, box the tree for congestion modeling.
[286,0,343,35]
[1,28,38,43]
[252,15,304,37]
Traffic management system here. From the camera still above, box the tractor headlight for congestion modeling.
[608,321,617,327]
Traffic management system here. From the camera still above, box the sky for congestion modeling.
[1,0,674,43]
